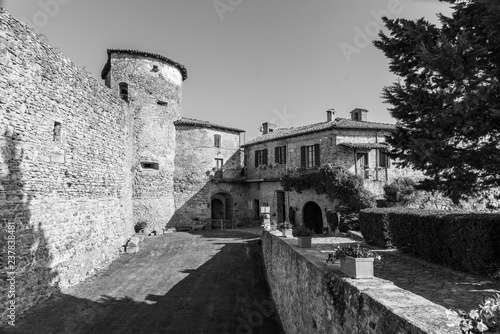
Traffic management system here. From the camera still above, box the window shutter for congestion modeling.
[275,147,279,164]
[255,150,259,167]
[283,145,287,165]
[314,144,320,166]
[300,146,306,167]
[263,149,268,165]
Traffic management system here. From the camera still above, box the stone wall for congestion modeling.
[173,125,248,225]
[106,51,183,231]
[261,231,460,334]
[0,8,133,320]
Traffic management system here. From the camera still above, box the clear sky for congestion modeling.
[3,0,452,141]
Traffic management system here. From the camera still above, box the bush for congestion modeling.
[360,208,500,277]
[292,225,315,237]
[326,210,340,231]
[383,177,417,204]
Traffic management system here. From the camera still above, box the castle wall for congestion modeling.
[0,9,133,319]
[107,53,183,231]
[173,125,248,225]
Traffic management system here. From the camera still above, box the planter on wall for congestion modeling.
[340,256,374,279]
[281,229,293,237]
[297,236,312,248]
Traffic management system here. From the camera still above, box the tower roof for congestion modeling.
[101,49,188,81]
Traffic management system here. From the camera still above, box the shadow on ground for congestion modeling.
[4,230,284,334]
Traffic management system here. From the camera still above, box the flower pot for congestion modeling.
[281,228,293,237]
[297,236,312,248]
[340,256,374,279]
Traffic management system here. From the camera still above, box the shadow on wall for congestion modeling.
[3,231,284,334]
[0,131,60,324]
[170,150,252,228]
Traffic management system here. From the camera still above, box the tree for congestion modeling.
[374,0,500,201]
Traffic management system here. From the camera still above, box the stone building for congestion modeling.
[0,7,414,319]
[241,108,412,233]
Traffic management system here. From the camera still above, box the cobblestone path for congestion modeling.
[5,229,284,334]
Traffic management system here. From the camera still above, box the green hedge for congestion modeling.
[360,208,500,277]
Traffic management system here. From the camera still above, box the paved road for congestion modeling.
[5,229,284,334]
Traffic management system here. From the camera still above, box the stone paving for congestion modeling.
[309,232,500,312]
[4,229,284,334]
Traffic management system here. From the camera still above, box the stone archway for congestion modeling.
[211,192,233,220]
[303,201,323,234]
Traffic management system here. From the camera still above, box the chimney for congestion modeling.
[350,108,368,121]
[326,109,336,122]
[262,122,269,135]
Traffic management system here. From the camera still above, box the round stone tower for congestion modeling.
[101,49,188,232]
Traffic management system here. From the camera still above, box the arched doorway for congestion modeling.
[211,193,233,220]
[303,201,323,234]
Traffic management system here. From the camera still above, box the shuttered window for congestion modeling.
[214,134,221,147]
[255,149,268,167]
[300,144,321,168]
[275,146,286,164]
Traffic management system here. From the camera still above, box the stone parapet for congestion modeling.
[261,231,461,334]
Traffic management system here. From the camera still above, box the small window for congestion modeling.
[53,121,61,142]
[157,100,168,106]
[275,145,286,164]
[152,65,159,72]
[119,82,129,102]
[141,162,159,170]
[215,158,223,170]
[214,134,221,148]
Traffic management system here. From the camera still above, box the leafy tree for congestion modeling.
[374,0,500,201]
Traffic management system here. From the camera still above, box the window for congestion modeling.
[379,150,389,168]
[357,153,369,169]
[152,65,159,72]
[275,145,286,164]
[214,134,221,148]
[53,121,61,142]
[119,82,129,102]
[215,158,223,178]
[300,144,320,168]
[141,162,159,170]
[255,149,268,167]
[215,158,223,170]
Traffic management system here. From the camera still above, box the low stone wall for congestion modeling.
[261,231,460,334]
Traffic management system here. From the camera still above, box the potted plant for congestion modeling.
[325,244,381,278]
[278,221,292,237]
[292,225,315,248]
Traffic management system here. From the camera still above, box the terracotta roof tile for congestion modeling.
[338,142,389,149]
[242,118,395,147]
[101,49,188,81]
[174,117,245,133]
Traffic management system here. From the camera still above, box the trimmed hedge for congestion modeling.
[360,208,500,277]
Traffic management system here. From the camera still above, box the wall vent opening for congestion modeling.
[141,162,159,170]
[53,121,62,141]
[157,100,168,106]
[152,65,159,72]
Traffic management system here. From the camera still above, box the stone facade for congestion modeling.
[261,231,460,334]
[103,50,185,232]
[0,8,133,318]
[173,122,249,224]
[241,111,418,230]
